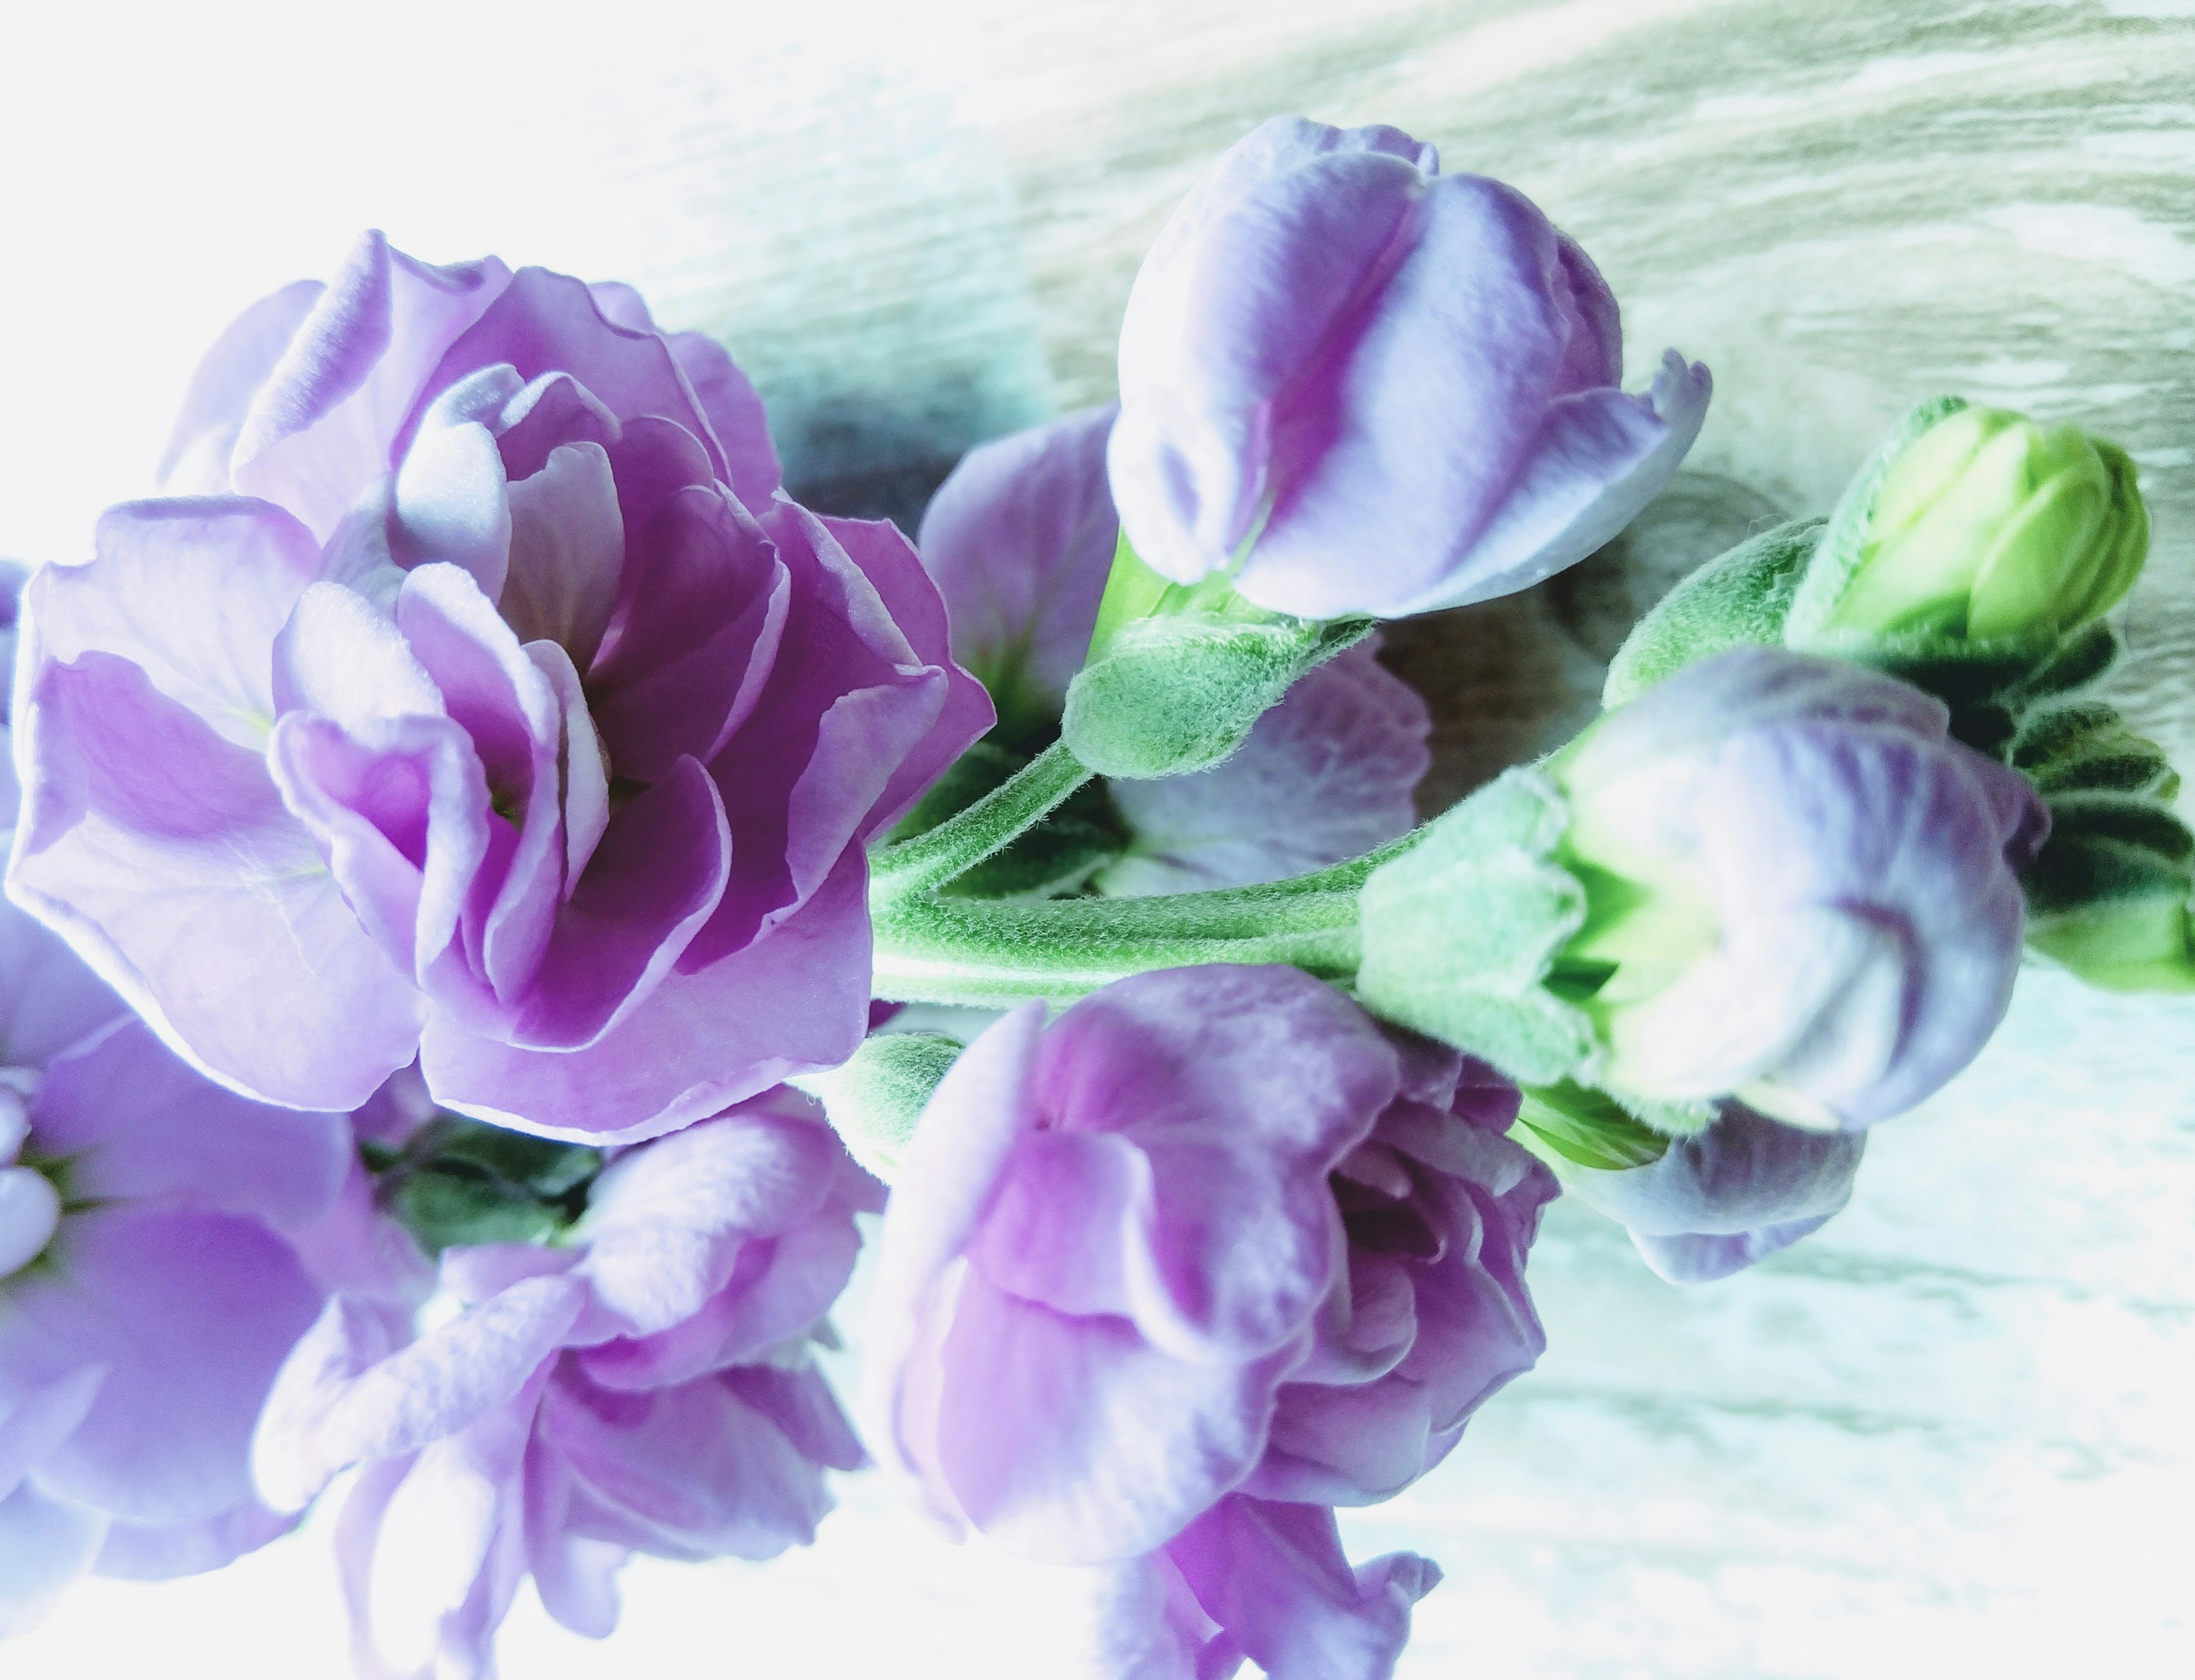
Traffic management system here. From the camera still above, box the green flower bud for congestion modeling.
[1809,401,2148,644]
[796,1031,964,1183]
[1063,532,1368,779]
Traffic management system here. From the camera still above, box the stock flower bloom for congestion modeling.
[1553,649,2049,1128]
[1107,117,1711,621]
[863,967,1552,1678]
[9,233,989,1139]
[1561,1100,1866,1284]
[254,1091,875,1679]
[0,831,350,1634]
[917,406,1429,891]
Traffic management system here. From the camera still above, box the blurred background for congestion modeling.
[2,2,2190,1674]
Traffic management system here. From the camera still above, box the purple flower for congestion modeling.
[917,406,1430,891]
[1096,1495,1442,1680]
[1107,117,1711,621]
[254,1090,876,1678]
[0,855,352,1634]
[1554,649,2050,1129]
[9,233,990,1139]
[1563,1100,1866,1284]
[861,967,1553,1677]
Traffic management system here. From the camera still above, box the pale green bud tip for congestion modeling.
[1830,404,2148,642]
[796,1032,963,1183]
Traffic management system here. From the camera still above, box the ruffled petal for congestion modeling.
[416,849,868,1144]
[33,497,322,749]
[576,1108,841,1338]
[10,653,423,1108]
[157,280,324,493]
[1160,1497,1437,1680]
[1035,967,1396,1360]
[232,232,512,541]
[932,1271,1292,1565]
[252,1278,582,1513]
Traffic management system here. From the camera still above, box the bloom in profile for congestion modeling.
[1808,400,2147,644]
[254,1090,875,1679]
[917,405,1429,891]
[863,966,1553,1678]
[1362,649,2049,1130]
[1108,116,1711,621]
[1556,1098,1865,1283]
[10,233,989,1140]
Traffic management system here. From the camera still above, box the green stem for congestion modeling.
[871,835,1419,1007]
[869,739,1094,912]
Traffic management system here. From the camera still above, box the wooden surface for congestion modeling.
[2,3,2192,1675]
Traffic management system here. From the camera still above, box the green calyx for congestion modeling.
[1357,767,1597,1086]
[363,1117,602,1256]
[1511,1081,1671,1172]
[796,1031,964,1183]
[1064,533,1370,780]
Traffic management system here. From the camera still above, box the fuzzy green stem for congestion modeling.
[869,739,1095,912]
[870,836,1418,1007]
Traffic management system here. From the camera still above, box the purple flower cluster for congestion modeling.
[10,233,988,1139]
[865,968,1551,1674]
[0,109,2092,1680]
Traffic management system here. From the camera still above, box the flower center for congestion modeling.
[0,1068,60,1283]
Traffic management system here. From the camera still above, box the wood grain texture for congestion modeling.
[2,3,2189,1676]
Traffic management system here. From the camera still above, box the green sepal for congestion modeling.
[1602,517,1820,707]
[2021,788,2195,992]
[1808,622,2065,757]
[1514,1081,1670,1170]
[796,1032,964,1183]
[2010,704,2179,800]
[1062,613,1368,781]
[1357,767,1597,1085]
[1785,395,1970,645]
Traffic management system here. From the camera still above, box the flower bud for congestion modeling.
[1109,116,1709,621]
[1807,400,2148,645]
[1361,649,2048,1131]
[796,1029,963,1182]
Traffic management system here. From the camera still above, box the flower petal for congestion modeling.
[0,1208,322,1525]
[10,652,424,1107]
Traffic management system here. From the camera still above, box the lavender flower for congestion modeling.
[916,406,1428,891]
[1559,1100,1866,1283]
[1362,649,2049,1131]
[1553,650,2049,1128]
[9,233,990,1140]
[1108,117,1710,620]
[0,852,351,1634]
[861,967,1552,1677]
[254,1090,876,1678]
